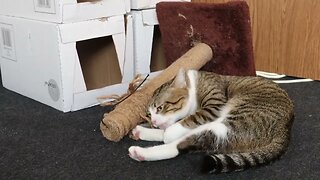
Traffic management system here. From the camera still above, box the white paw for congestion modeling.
[131,125,143,140]
[129,144,179,161]
[163,123,190,144]
[128,146,146,161]
[131,125,165,142]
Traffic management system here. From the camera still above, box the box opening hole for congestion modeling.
[76,36,122,91]
[150,25,167,72]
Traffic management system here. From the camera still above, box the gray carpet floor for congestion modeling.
[0,72,319,179]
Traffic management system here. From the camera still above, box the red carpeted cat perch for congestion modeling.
[156,1,256,76]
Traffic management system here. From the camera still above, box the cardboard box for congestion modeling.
[0,0,130,23]
[0,15,134,112]
[131,0,189,10]
[127,0,191,75]
[126,9,167,76]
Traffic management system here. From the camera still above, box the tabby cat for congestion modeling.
[128,69,294,173]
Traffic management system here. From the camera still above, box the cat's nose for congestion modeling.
[151,120,157,127]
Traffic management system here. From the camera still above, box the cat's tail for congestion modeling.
[201,138,289,173]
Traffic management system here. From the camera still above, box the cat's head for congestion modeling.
[148,69,191,129]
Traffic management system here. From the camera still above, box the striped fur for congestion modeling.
[131,69,294,173]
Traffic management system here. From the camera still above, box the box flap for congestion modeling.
[142,9,159,26]
[123,14,135,82]
[73,54,87,94]
[111,33,126,79]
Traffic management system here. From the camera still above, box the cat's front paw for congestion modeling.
[130,125,165,142]
[130,126,142,140]
[128,146,145,161]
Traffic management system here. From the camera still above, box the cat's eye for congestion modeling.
[157,106,163,112]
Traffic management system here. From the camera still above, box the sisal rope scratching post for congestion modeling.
[100,43,213,142]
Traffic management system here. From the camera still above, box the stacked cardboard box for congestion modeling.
[0,0,191,112]
[0,0,132,112]
[126,0,191,76]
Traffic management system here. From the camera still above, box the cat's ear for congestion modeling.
[173,68,187,88]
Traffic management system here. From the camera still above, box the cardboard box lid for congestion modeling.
[59,16,125,43]
[0,0,128,23]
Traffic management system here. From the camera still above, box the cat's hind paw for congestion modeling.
[128,146,145,161]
